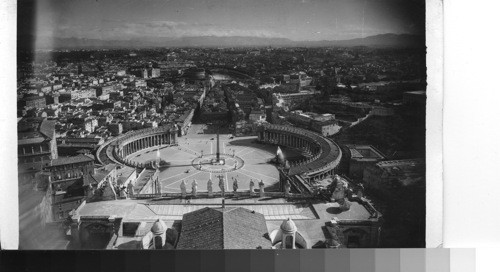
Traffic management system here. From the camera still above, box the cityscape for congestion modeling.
[16,0,426,250]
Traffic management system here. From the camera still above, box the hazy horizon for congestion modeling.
[18,0,425,49]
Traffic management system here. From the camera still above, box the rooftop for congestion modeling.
[48,154,95,167]
[18,137,47,145]
[176,207,271,250]
[375,159,425,177]
[347,145,385,160]
[72,195,380,249]
[376,158,424,168]
[405,90,426,95]
[17,118,55,140]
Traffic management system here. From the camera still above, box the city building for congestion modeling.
[362,159,425,197]
[44,154,96,222]
[18,118,58,167]
[249,110,266,123]
[175,109,194,136]
[272,90,320,109]
[108,123,123,136]
[346,145,386,181]
[24,96,46,109]
[71,88,97,100]
[18,118,59,193]
[288,111,341,137]
[148,68,160,78]
[84,118,99,133]
[57,137,104,157]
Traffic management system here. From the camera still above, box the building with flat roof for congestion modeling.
[57,137,104,156]
[70,88,97,100]
[24,95,46,109]
[249,110,266,123]
[288,111,341,137]
[347,145,386,181]
[272,90,319,109]
[363,159,425,197]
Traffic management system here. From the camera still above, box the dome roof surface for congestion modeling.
[151,219,167,235]
[280,218,297,233]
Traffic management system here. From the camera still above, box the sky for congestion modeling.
[19,0,425,42]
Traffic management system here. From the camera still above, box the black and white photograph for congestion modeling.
[13,0,428,250]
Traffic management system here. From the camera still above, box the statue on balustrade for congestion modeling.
[284,180,291,196]
[218,176,225,196]
[259,180,265,197]
[192,179,198,197]
[249,179,255,196]
[233,178,239,192]
[127,182,134,198]
[207,179,213,197]
[331,175,350,211]
[180,180,187,198]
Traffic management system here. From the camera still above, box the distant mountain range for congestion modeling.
[23,33,425,50]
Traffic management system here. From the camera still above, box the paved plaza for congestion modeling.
[125,124,299,193]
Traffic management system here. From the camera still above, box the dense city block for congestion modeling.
[17,45,426,249]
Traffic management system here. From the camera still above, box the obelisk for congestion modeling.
[216,129,220,162]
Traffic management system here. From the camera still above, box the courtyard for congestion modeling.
[125,124,302,193]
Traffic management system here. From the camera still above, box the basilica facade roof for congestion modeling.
[176,207,270,249]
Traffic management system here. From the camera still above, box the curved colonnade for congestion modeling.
[96,125,178,169]
[257,124,342,183]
